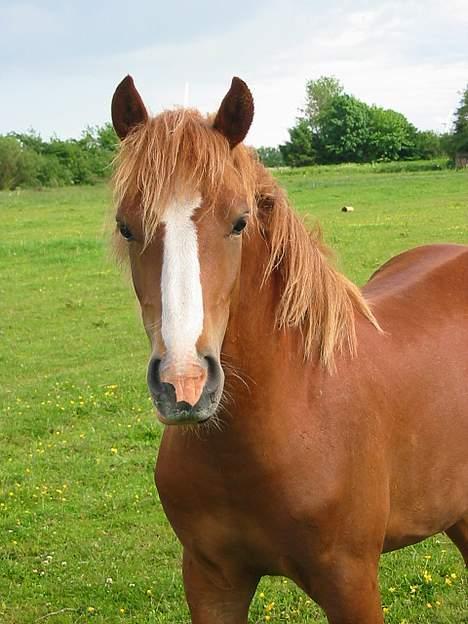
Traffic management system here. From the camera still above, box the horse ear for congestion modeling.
[213,77,254,149]
[111,75,148,140]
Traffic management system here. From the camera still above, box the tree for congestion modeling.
[367,106,417,161]
[96,123,119,151]
[316,95,370,163]
[413,130,443,160]
[302,76,344,132]
[0,124,119,189]
[452,84,468,153]
[280,118,316,167]
[256,146,284,167]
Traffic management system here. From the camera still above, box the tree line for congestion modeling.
[0,125,118,190]
[0,78,467,189]
[258,77,468,167]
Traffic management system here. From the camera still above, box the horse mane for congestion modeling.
[255,167,381,368]
[112,109,380,369]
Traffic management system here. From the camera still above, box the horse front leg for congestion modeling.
[182,550,259,624]
[306,554,384,624]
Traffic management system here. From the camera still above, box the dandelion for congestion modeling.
[450,572,457,579]
[146,589,153,597]
[111,448,118,454]
[388,586,396,593]
[87,606,95,614]
[426,602,432,609]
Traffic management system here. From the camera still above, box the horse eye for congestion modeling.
[118,222,133,241]
[231,217,247,236]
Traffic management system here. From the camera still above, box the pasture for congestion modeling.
[1,165,467,623]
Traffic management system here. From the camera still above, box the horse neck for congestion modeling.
[221,224,310,403]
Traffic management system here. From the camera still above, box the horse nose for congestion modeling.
[147,355,223,424]
[159,362,207,407]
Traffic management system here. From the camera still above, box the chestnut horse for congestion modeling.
[111,76,468,623]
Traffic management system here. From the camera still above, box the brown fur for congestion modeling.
[112,110,379,368]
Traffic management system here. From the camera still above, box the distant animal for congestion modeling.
[110,74,468,624]
[341,205,354,212]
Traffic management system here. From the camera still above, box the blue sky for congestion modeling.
[1,0,467,146]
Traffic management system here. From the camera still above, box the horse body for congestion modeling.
[110,75,468,623]
[155,242,468,622]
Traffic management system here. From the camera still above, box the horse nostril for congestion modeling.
[147,358,162,395]
[204,355,223,394]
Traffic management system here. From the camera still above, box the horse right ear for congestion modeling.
[213,77,254,149]
[111,75,148,140]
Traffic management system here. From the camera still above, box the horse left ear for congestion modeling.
[111,75,148,140]
[213,77,254,149]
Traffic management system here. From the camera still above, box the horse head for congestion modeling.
[111,76,256,425]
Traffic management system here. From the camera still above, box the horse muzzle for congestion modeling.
[147,355,224,425]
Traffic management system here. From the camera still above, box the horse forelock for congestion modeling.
[112,109,380,369]
[112,108,258,245]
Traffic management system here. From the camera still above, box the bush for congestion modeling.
[0,136,49,189]
[0,124,119,190]
[256,146,284,167]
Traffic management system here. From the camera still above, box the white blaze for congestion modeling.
[161,194,203,364]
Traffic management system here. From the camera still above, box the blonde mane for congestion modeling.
[113,109,380,369]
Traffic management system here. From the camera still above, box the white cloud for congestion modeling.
[0,0,466,146]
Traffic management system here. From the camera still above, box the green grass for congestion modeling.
[1,166,467,623]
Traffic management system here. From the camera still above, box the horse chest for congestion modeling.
[155,426,365,577]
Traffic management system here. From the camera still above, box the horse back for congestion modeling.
[364,243,468,310]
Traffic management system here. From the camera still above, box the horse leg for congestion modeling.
[306,555,384,624]
[446,515,468,566]
[182,550,259,624]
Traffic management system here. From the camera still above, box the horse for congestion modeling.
[110,75,468,623]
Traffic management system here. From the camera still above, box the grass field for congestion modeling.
[1,165,467,623]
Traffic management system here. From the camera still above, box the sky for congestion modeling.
[1,0,467,147]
